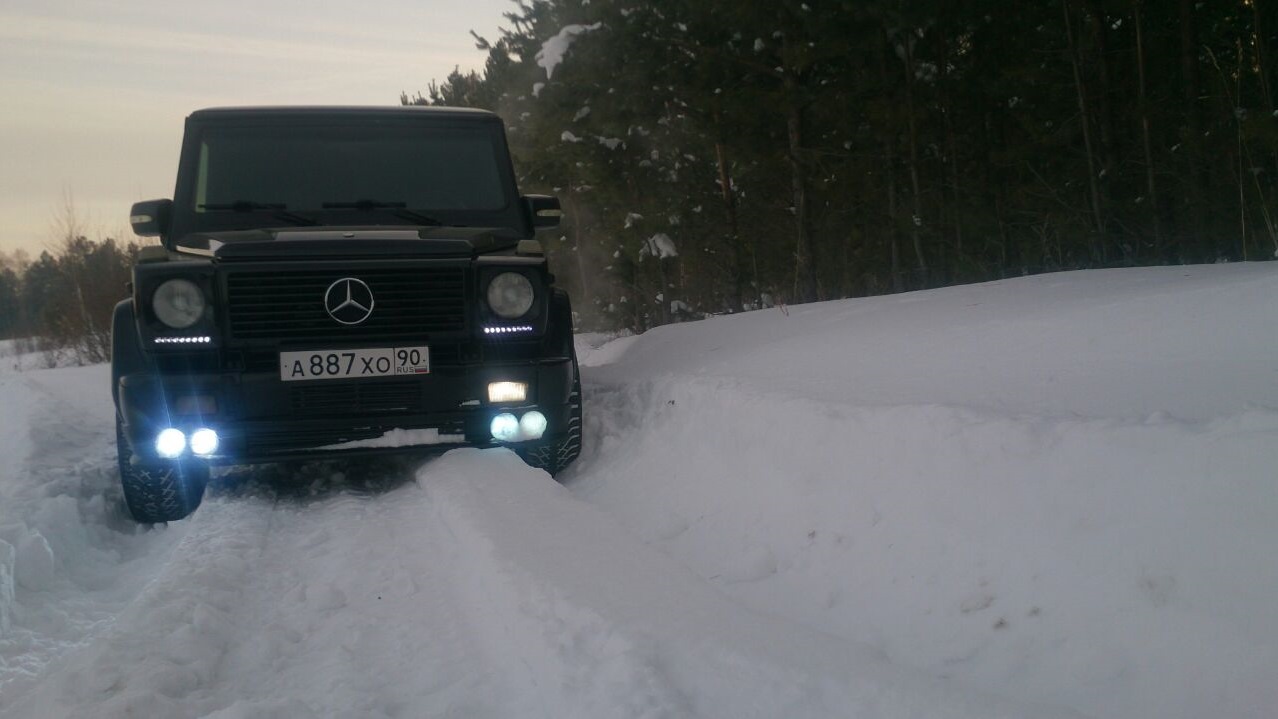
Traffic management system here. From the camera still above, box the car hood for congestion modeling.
[174,226,522,261]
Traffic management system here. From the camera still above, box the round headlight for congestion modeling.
[486,272,534,319]
[153,279,206,329]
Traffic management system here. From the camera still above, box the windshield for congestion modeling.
[176,119,518,237]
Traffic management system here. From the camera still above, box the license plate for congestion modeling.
[279,346,430,382]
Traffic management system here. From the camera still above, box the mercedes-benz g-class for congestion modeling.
[113,106,581,522]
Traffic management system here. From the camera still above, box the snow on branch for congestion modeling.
[536,23,603,80]
[641,233,678,259]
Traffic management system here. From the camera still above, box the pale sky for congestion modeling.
[0,0,511,257]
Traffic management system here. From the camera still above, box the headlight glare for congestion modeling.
[155,428,186,459]
[152,279,206,329]
[189,428,219,457]
[486,272,535,319]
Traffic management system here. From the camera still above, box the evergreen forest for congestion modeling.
[407,0,1278,331]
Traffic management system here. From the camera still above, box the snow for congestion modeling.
[641,232,678,259]
[535,23,602,80]
[574,264,1278,719]
[2,263,1276,718]
[318,428,464,450]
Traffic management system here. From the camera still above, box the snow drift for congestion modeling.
[575,263,1278,719]
[1,263,1276,718]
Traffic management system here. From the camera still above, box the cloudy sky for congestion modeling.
[0,0,510,256]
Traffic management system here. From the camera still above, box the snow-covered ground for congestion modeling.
[2,264,1275,718]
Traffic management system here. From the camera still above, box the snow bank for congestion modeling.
[589,264,1278,420]
[574,330,637,368]
[0,366,186,698]
[423,449,1080,719]
[574,264,1278,719]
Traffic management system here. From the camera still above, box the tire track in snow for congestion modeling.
[201,477,525,718]
[0,368,187,700]
[422,452,693,719]
[7,461,531,718]
[1,492,277,718]
[420,448,1080,719]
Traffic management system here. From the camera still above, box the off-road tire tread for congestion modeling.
[522,368,582,478]
[116,418,208,523]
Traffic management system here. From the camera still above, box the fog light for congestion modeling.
[155,428,186,459]
[487,381,528,403]
[490,413,520,442]
[519,411,547,440]
[189,428,219,456]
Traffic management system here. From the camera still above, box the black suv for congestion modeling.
[112,106,581,523]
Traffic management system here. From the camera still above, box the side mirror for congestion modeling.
[130,199,172,238]
[523,195,562,230]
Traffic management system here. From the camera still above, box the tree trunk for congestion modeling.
[1082,0,1118,179]
[940,33,964,260]
[878,39,903,293]
[1063,0,1107,259]
[1254,0,1275,113]
[885,138,902,293]
[784,73,818,303]
[1179,0,1206,259]
[1134,0,1164,259]
[713,128,751,311]
[899,31,929,287]
[563,193,591,305]
[1250,0,1278,256]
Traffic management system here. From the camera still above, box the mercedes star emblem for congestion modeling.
[324,278,375,325]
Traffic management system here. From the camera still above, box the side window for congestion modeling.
[195,142,209,211]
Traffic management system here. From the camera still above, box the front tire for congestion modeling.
[520,366,582,478]
[117,417,208,523]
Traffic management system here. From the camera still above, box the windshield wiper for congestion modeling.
[199,201,317,226]
[321,199,443,226]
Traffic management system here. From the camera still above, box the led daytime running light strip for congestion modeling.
[483,325,534,335]
[154,336,213,344]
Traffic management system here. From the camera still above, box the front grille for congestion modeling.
[224,267,467,344]
[290,380,420,415]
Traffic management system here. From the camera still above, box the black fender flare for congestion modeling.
[544,289,576,362]
[110,299,149,409]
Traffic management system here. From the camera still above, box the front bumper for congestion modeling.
[118,356,574,464]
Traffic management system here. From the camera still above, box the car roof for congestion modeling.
[188,105,498,121]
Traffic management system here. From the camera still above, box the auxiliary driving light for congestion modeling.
[189,428,219,457]
[490,413,520,442]
[487,381,528,403]
[155,428,186,459]
[519,411,548,440]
